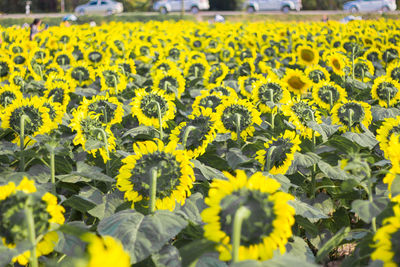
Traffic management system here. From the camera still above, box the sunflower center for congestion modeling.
[309,70,326,83]
[221,104,252,132]
[263,47,275,57]
[209,86,230,96]
[317,85,340,104]
[367,52,379,62]
[300,48,315,63]
[71,67,90,82]
[9,105,43,135]
[238,62,251,76]
[0,61,10,77]
[377,82,398,100]
[59,35,70,44]
[56,54,71,66]
[390,67,400,82]
[0,91,17,108]
[198,95,221,112]
[88,100,117,124]
[288,76,306,91]
[139,46,150,56]
[0,194,50,245]
[140,94,168,118]
[337,103,365,126]
[168,48,180,60]
[12,46,23,54]
[258,83,283,103]
[48,88,65,104]
[193,40,202,48]
[178,115,213,150]
[131,151,182,198]
[88,51,103,63]
[188,63,206,78]
[13,55,26,65]
[159,76,178,95]
[332,59,341,70]
[267,138,294,169]
[390,230,400,264]
[219,189,276,246]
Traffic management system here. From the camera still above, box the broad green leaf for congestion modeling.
[152,245,182,267]
[56,222,90,257]
[351,198,388,223]
[325,135,359,154]
[318,161,348,180]
[179,239,216,267]
[342,131,378,149]
[98,210,188,264]
[63,195,97,212]
[316,227,350,262]
[289,199,328,223]
[84,138,104,151]
[306,121,339,142]
[295,215,319,237]
[371,106,400,121]
[175,192,207,224]
[226,148,252,169]
[390,174,400,199]
[195,255,227,267]
[192,159,226,180]
[122,125,157,138]
[285,236,315,263]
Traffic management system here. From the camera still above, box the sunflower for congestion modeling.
[238,74,265,99]
[9,70,27,87]
[150,58,179,76]
[10,51,28,66]
[371,76,400,107]
[216,97,262,141]
[84,235,130,267]
[44,81,70,108]
[305,65,330,84]
[326,53,348,77]
[201,170,295,261]
[131,89,176,129]
[184,57,210,79]
[382,45,400,65]
[219,47,235,62]
[67,62,95,88]
[152,69,185,99]
[237,58,256,77]
[353,57,375,82]
[255,130,301,174]
[297,45,319,66]
[29,48,50,66]
[331,101,372,133]
[97,65,127,95]
[192,90,225,113]
[365,47,381,64]
[0,84,23,112]
[205,62,229,86]
[134,41,155,63]
[115,58,136,79]
[0,56,14,82]
[312,81,347,110]
[80,94,124,126]
[282,68,311,97]
[116,139,195,211]
[84,47,107,67]
[371,203,400,267]
[1,96,54,144]
[377,117,400,157]
[387,62,400,83]
[207,84,238,98]
[69,109,116,162]
[170,107,217,158]
[43,99,65,127]
[281,99,322,139]
[0,177,64,266]
[251,78,291,113]
[164,44,187,65]
[54,49,76,67]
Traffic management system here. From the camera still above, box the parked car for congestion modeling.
[343,0,396,12]
[75,0,123,15]
[244,0,302,13]
[153,0,210,14]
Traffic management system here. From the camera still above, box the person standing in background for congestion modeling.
[29,18,46,41]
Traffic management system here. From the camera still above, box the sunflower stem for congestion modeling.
[328,90,333,110]
[232,206,251,263]
[182,125,196,149]
[361,67,364,83]
[50,149,56,195]
[19,114,30,172]
[351,46,355,80]
[270,111,276,130]
[94,127,111,177]
[25,196,39,267]
[267,89,274,104]
[112,75,118,95]
[387,90,391,108]
[310,130,317,199]
[152,101,163,140]
[266,145,276,173]
[235,113,242,147]
[149,168,158,213]
[348,109,354,132]
[102,106,108,124]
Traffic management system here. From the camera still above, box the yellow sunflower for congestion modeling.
[204,62,229,86]
[238,74,265,99]
[331,100,372,133]
[0,84,23,112]
[67,62,96,88]
[116,139,195,211]
[152,69,185,99]
[44,81,71,108]
[201,170,295,261]
[192,90,225,113]
[251,78,291,113]
[371,76,400,108]
[206,84,238,98]
[282,68,311,96]
[377,116,400,157]
[312,81,347,110]
[305,65,330,84]
[326,53,348,77]
[297,45,319,66]
[85,235,130,267]
[387,61,400,82]
[184,57,210,79]
[97,64,128,95]
[0,56,14,82]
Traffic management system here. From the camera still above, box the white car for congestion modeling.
[153,0,210,14]
[343,0,396,12]
[244,0,302,13]
[75,0,123,15]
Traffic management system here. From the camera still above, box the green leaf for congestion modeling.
[306,121,339,142]
[285,236,315,263]
[317,161,348,180]
[122,125,157,139]
[325,135,359,154]
[84,138,104,151]
[192,159,226,180]
[152,245,182,267]
[351,198,388,223]
[226,148,252,169]
[175,193,207,225]
[62,195,98,213]
[195,255,227,267]
[56,222,90,257]
[342,131,378,149]
[287,152,320,175]
[289,199,328,223]
[179,239,216,267]
[390,174,400,199]
[371,106,400,121]
[295,215,319,237]
[316,227,350,263]
[57,161,114,183]
[98,210,188,264]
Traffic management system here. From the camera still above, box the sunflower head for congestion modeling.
[252,78,291,113]
[312,81,347,110]
[0,57,14,82]
[305,65,330,84]
[153,69,185,99]
[68,63,95,87]
[382,46,400,64]
[371,76,400,107]
[81,94,124,126]
[376,116,400,157]
[116,139,195,211]
[326,53,348,77]
[297,45,319,66]
[201,170,295,261]
[184,58,210,79]
[353,58,374,82]
[192,91,224,113]
[387,62,400,83]
[282,69,311,96]
[331,101,372,132]
[0,84,23,111]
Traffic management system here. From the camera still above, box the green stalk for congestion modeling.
[310,130,317,199]
[266,146,276,173]
[348,109,354,132]
[182,125,196,149]
[328,90,333,110]
[94,128,111,176]
[270,111,276,130]
[387,90,391,108]
[361,67,364,83]
[235,113,242,147]
[19,114,30,172]
[267,89,274,104]
[232,206,251,263]
[50,149,56,194]
[112,75,118,95]
[367,174,377,233]
[152,101,163,140]
[102,106,108,124]
[25,196,39,267]
[351,46,355,80]
[149,168,158,213]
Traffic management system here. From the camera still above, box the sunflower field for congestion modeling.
[1,19,400,267]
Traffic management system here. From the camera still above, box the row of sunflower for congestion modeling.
[0,19,400,266]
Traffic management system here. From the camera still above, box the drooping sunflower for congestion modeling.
[9,70,27,88]
[170,107,217,158]
[44,81,70,108]
[204,62,229,86]
[297,45,319,66]
[312,81,347,110]
[150,58,179,76]
[133,41,156,63]
[282,68,311,97]
[115,58,136,79]
[382,134,400,202]
[281,99,322,140]
[131,89,176,129]
[387,62,400,82]
[84,235,130,267]
[1,96,54,144]
[371,76,400,107]
[207,84,238,98]
[201,170,295,261]
[353,57,375,82]
[0,56,14,82]
[305,65,330,84]
[331,100,372,133]
[251,78,291,113]
[43,99,65,127]
[116,139,195,211]
[364,47,381,64]
[67,62,95,88]
[53,49,76,67]
[0,84,23,112]
[69,109,116,162]
[371,203,400,267]
[382,45,400,65]
[326,53,348,77]
[238,74,265,99]
[84,47,107,67]
[97,65,127,95]
[152,69,185,99]
[216,97,262,141]
[184,57,210,79]
[80,94,124,126]
[377,117,400,157]
[237,58,256,77]
[255,130,301,174]
[192,90,225,113]
[0,177,65,266]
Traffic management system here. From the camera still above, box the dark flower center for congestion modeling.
[9,105,43,135]
[88,100,117,124]
[198,95,221,112]
[140,94,168,118]
[177,115,213,150]
[221,104,252,132]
